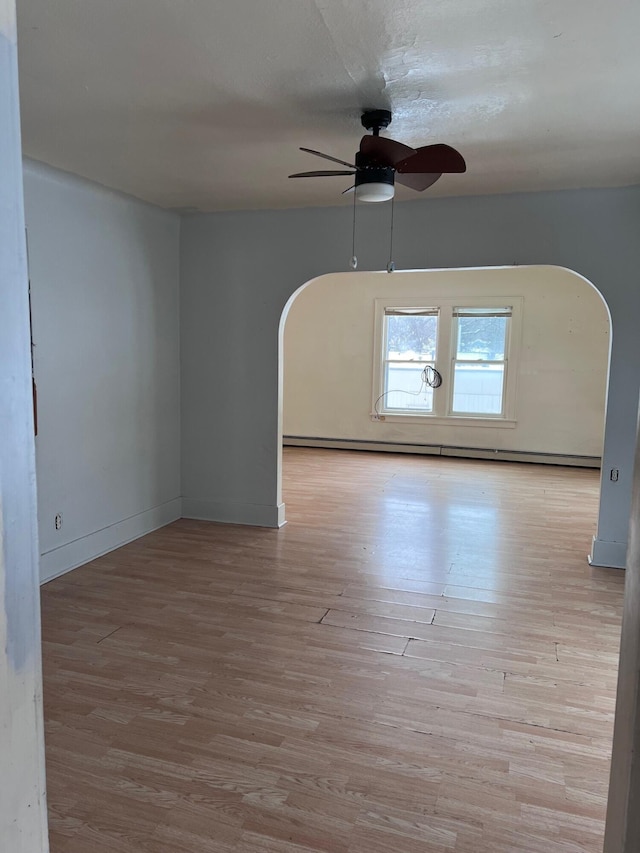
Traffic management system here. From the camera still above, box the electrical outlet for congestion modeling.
[54,513,63,530]
[610,468,619,482]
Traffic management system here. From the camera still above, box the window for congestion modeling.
[383,308,438,413]
[373,298,521,426]
[451,307,510,416]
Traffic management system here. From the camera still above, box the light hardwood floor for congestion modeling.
[42,448,625,852]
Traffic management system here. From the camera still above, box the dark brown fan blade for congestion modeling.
[396,144,466,174]
[396,172,442,192]
[299,147,357,169]
[359,135,415,166]
[289,170,356,178]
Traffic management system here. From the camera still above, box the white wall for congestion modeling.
[0,3,49,850]
[23,161,182,582]
[283,266,609,460]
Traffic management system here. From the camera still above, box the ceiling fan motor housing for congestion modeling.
[354,161,395,202]
[354,164,395,189]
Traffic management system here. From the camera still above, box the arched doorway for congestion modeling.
[278,264,612,563]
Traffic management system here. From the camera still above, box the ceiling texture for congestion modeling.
[16,0,640,211]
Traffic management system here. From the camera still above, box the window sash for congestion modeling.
[450,310,510,415]
[450,359,507,416]
[452,313,510,364]
[383,310,439,370]
[382,359,436,413]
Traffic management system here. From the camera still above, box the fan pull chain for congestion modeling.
[349,189,358,270]
[387,194,395,273]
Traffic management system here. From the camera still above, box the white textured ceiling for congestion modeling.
[17,0,640,211]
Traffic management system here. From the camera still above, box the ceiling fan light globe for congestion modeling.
[355,182,395,203]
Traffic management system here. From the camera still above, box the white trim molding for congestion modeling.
[589,535,627,570]
[182,498,286,528]
[40,497,183,583]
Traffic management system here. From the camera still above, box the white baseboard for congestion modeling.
[589,536,627,570]
[40,497,183,584]
[284,436,601,468]
[182,498,286,528]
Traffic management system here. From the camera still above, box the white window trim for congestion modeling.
[372,296,523,428]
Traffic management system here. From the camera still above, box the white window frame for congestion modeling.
[372,296,522,427]
[380,306,440,415]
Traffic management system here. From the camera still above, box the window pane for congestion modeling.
[386,314,438,361]
[456,316,507,361]
[452,362,505,414]
[384,362,434,412]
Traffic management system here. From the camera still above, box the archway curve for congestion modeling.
[278,263,612,559]
[178,187,640,567]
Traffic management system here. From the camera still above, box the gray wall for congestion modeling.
[0,4,49,850]
[23,161,182,581]
[606,406,640,851]
[180,186,640,566]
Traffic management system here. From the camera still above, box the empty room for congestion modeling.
[3,2,640,853]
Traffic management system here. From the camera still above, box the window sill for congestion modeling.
[372,413,517,428]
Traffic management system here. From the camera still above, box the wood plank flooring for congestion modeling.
[41,448,625,852]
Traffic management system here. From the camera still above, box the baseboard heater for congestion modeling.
[283,436,601,468]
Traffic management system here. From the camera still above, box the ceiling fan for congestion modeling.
[289,109,466,202]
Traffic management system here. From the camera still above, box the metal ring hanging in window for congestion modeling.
[422,365,442,388]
